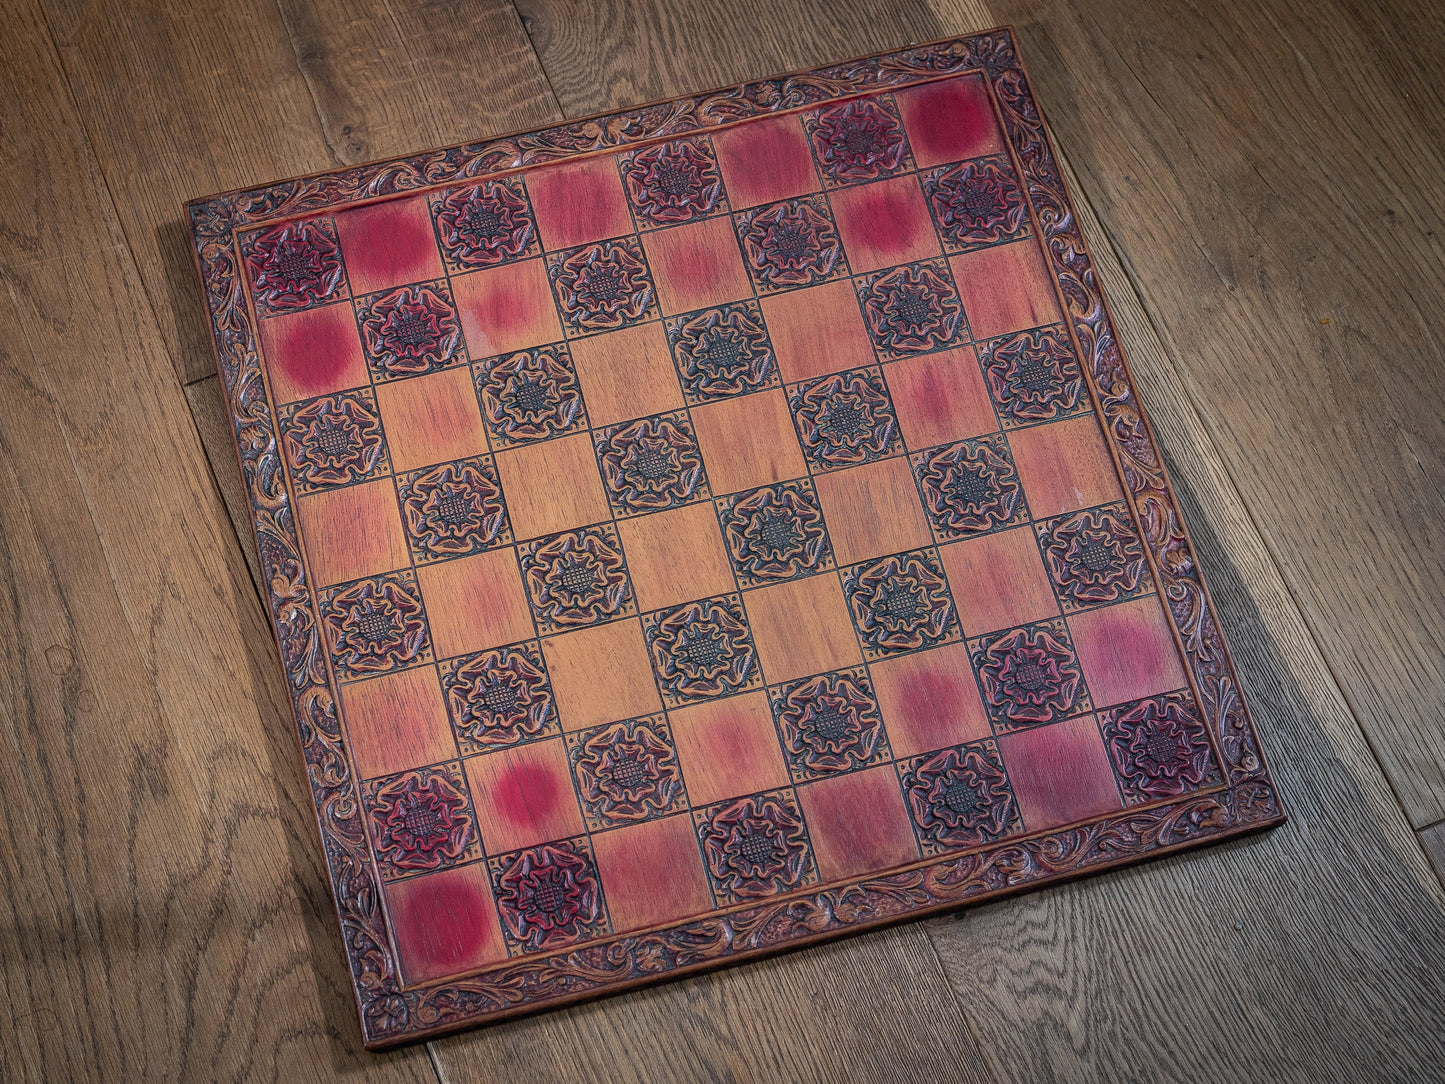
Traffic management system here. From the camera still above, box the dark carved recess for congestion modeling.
[188,27,1281,1048]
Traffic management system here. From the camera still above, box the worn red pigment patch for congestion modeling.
[895,74,1005,168]
[384,864,506,984]
[869,641,991,757]
[334,195,444,295]
[256,301,368,404]
[464,740,583,854]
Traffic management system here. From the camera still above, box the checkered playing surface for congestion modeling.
[241,73,1223,986]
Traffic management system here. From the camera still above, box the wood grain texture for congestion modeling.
[982,0,1445,828]
[0,3,434,1079]
[184,377,261,591]
[1420,822,1445,887]
[40,0,558,385]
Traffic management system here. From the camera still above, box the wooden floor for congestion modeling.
[2,0,1443,1079]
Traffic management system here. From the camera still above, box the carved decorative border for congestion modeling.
[188,27,1283,1049]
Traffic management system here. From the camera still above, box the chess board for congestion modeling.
[188,28,1283,1049]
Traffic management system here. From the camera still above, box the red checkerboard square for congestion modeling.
[938,526,1060,636]
[616,502,734,612]
[828,175,940,273]
[712,113,821,208]
[761,280,875,384]
[996,715,1123,831]
[452,258,563,358]
[527,157,634,250]
[384,863,507,984]
[668,690,791,805]
[813,457,933,565]
[951,240,1061,341]
[885,346,997,449]
[373,366,489,472]
[1068,596,1188,709]
[295,479,408,587]
[257,301,368,405]
[592,814,714,932]
[340,665,456,780]
[464,737,585,854]
[797,765,918,881]
[542,620,663,731]
[869,641,990,757]
[895,74,1006,168]
[414,548,534,659]
[642,215,752,315]
[334,195,445,296]
[1007,415,1125,519]
[493,431,611,540]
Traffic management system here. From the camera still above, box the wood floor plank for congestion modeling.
[1420,822,1445,887]
[39,0,558,385]
[979,0,1445,827]
[184,376,262,593]
[0,4,436,1080]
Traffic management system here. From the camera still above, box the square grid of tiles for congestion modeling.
[240,73,1225,987]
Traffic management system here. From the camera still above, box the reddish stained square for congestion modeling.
[885,346,997,449]
[760,280,876,384]
[812,457,933,566]
[464,737,586,855]
[938,526,1060,637]
[414,548,534,660]
[591,814,714,932]
[642,216,752,315]
[341,665,456,780]
[256,301,368,405]
[828,175,941,274]
[869,641,990,757]
[333,195,445,296]
[493,431,611,540]
[895,74,1006,168]
[797,765,919,881]
[668,690,791,806]
[1068,596,1188,709]
[711,113,821,208]
[385,863,507,984]
[950,241,1061,341]
[567,322,686,428]
[373,366,489,472]
[295,478,409,587]
[690,388,809,495]
[1008,414,1125,519]
[452,259,563,358]
[526,157,634,250]
[996,715,1123,831]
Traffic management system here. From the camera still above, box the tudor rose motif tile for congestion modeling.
[567,715,687,830]
[979,326,1087,427]
[396,455,511,563]
[595,411,708,517]
[489,837,609,955]
[321,570,432,680]
[519,524,635,633]
[790,366,900,471]
[1036,502,1149,612]
[665,302,778,402]
[769,668,889,781]
[717,479,833,586]
[644,594,759,706]
[620,136,727,227]
[1101,691,1220,804]
[356,281,465,379]
[441,642,558,754]
[735,196,845,292]
[970,619,1092,732]
[694,789,818,903]
[431,178,539,271]
[900,740,1022,855]
[362,761,480,881]
[804,95,913,186]
[923,157,1031,252]
[844,548,958,658]
[856,259,965,358]
[911,434,1028,540]
[474,343,588,447]
[242,218,345,313]
[281,389,388,492]
[548,236,657,335]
